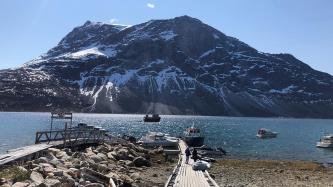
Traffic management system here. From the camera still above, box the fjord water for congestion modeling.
[1,112,333,163]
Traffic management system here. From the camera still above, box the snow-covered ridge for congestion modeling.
[83,20,132,30]
[23,44,120,67]
[63,45,118,59]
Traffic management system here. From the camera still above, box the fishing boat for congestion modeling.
[183,125,205,147]
[256,128,278,138]
[143,114,161,122]
[138,132,178,148]
[316,134,333,148]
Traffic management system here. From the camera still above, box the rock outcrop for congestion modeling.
[0,142,168,187]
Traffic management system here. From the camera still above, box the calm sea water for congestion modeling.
[1,112,333,163]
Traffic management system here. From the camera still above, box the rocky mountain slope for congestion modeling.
[1,15,333,117]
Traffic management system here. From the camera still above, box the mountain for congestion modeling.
[1,15,333,117]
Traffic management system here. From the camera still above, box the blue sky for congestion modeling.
[0,0,332,75]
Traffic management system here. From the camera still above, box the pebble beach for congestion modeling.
[210,159,333,187]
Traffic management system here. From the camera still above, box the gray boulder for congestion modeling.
[106,152,116,161]
[60,177,75,187]
[52,169,63,177]
[85,183,104,187]
[90,155,103,163]
[67,168,81,179]
[34,157,49,164]
[55,151,69,159]
[0,178,7,185]
[38,179,61,187]
[96,145,109,153]
[30,171,44,185]
[85,147,95,156]
[96,153,107,160]
[133,157,151,167]
[12,182,30,187]
[115,148,129,160]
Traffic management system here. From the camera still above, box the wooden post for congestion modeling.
[35,132,38,144]
[50,113,53,138]
[70,113,73,128]
[63,122,67,148]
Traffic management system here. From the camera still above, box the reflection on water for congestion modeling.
[1,112,333,163]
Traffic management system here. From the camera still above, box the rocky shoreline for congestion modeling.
[0,142,177,187]
[3,142,332,187]
[210,159,333,187]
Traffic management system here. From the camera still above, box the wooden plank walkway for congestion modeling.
[0,130,124,167]
[0,142,61,166]
[0,136,109,166]
[0,115,109,167]
[166,140,219,187]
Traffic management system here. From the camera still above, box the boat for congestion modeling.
[183,125,205,147]
[121,134,137,143]
[143,114,161,122]
[316,134,333,148]
[196,145,226,157]
[256,128,278,138]
[138,132,178,148]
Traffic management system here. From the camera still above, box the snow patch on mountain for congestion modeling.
[159,31,177,41]
[69,47,104,58]
[213,34,220,39]
[110,24,132,31]
[200,49,216,58]
[147,59,165,67]
[269,85,298,94]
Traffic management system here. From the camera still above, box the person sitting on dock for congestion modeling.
[192,148,198,162]
[185,147,191,164]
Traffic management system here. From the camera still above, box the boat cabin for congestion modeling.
[187,127,201,134]
[257,129,267,135]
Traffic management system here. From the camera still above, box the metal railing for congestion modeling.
[35,129,107,147]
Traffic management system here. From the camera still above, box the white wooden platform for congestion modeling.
[166,140,219,187]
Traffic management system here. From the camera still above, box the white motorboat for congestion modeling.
[138,132,178,148]
[316,134,333,148]
[256,128,278,138]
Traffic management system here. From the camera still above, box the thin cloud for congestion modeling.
[147,3,155,8]
[110,18,118,24]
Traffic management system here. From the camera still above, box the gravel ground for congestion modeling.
[210,159,333,187]
[138,153,177,187]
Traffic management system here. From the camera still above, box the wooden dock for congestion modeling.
[0,127,110,167]
[0,142,59,166]
[165,140,219,187]
[0,113,114,167]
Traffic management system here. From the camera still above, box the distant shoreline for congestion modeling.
[0,111,333,120]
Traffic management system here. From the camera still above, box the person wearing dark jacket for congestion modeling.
[192,148,198,162]
[185,147,191,164]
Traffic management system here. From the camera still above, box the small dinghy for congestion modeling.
[256,128,278,138]
[192,160,211,171]
[196,145,227,156]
